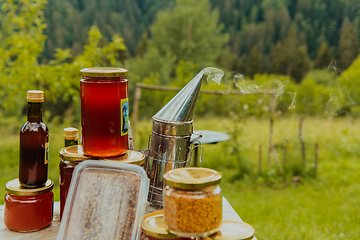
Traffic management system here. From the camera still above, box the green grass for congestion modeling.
[1,115,360,239]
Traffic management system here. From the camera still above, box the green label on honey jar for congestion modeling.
[121,98,129,136]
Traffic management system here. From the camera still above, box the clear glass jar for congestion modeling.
[4,179,54,232]
[163,167,222,238]
[80,67,129,157]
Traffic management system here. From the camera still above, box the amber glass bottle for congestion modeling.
[63,127,79,147]
[19,90,49,188]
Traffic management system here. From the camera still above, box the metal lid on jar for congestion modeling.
[63,127,79,140]
[207,220,255,240]
[102,150,145,165]
[80,67,128,77]
[164,167,222,190]
[141,211,179,239]
[60,145,93,162]
[6,179,53,196]
[27,90,44,103]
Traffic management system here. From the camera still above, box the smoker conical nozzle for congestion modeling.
[153,72,204,123]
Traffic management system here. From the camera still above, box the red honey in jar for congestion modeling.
[4,179,54,232]
[59,145,93,219]
[80,67,129,157]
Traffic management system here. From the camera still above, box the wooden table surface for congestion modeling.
[0,197,257,239]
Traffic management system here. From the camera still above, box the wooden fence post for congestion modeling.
[314,143,319,177]
[258,144,262,174]
[132,84,142,137]
[298,118,306,172]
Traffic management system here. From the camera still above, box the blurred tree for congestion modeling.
[270,24,310,83]
[149,0,229,67]
[336,17,359,71]
[314,41,333,69]
[246,45,263,78]
[135,32,149,57]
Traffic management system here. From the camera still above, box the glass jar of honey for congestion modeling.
[163,167,222,238]
[80,67,129,157]
[59,145,93,219]
[141,211,193,240]
[4,179,54,232]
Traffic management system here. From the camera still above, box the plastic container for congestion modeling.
[80,67,129,157]
[140,211,193,240]
[59,145,93,219]
[207,220,255,240]
[57,160,149,240]
[4,179,54,232]
[163,167,222,237]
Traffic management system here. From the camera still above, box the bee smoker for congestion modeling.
[144,72,204,206]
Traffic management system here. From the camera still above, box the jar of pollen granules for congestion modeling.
[163,167,222,238]
[4,179,54,232]
[141,211,193,240]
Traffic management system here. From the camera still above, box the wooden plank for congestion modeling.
[0,198,257,239]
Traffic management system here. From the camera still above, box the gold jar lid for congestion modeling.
[60,145,93,162]
[206,220,255,240]
[27,90,44,103]
[64,127,79,140]
[164,167,222,190]
[142,211,179,239]
[80,67,128,78]
[6,179,53,196]
[102,150,145,165]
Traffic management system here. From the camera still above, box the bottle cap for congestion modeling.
[80,67,128,78]
[164,167,222,190]
[6,179,53,196]
[63,127,79,140]
[27,90,44,103]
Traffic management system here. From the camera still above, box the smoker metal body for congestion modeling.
[144,73,204,206]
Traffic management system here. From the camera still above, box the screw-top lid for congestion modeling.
[27,90,44,103]
[141,211,179,239]
[6,179,53,196]
[164,167,222,190]
[102,150,145,165]
[63,127,79,140]
[60,145,93,162]
[206,220,255,240]
[80,67,128,77]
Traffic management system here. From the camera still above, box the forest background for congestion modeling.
[0,0,360,239]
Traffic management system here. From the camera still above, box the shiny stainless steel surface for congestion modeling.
[144,72,204,206]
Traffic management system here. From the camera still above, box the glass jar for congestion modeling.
[141,211,193,240]
[163,167,222,238]
[206,220,255,240]
[59,145,93,219]
[4,179,54,232]
[80,67,129,157]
